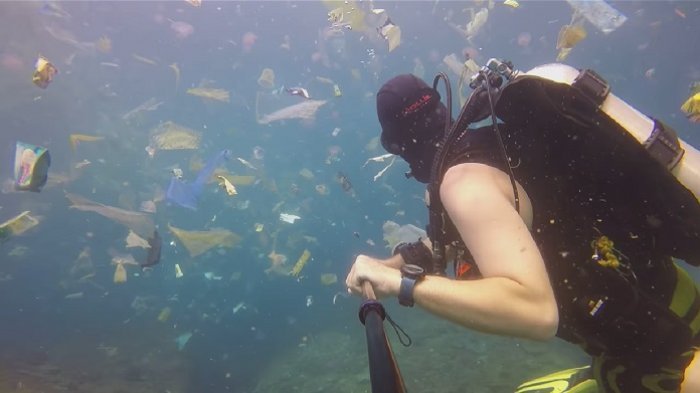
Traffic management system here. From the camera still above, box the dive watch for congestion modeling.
[399,264,426,307]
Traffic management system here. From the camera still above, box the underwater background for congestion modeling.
[0,1,699,392]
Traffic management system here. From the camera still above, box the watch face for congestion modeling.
[403,264,425,277]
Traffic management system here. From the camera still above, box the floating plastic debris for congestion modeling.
[556,15,587,61]
[320,273,338,285]
[169,19,194,39]
[279,213,301,224]
[257,68,275,89]
[504,0,519,8]
[122,98,164,123]
[306,295,313,307]
[168,223,241,257]
[256,97,327,125]
[185,0,202,7]
[382,220,427,252]
[32,55,58,89]
[64,292,84,300]
[132,53,158,66]
[565,0,627,35]
[175,263,184,278]
[158,307,172,322]
[204,271,223,280]
[175,332,193,351]
[217,175,237,196]
[232,301,247,314]
[299,168,315,180]
[236,157,257,170]
[167,150,231,210]
[187,87,230,103]
[290,249,311,277]
[681,92,700,123]
[14,141,50,192]
[112,253,138,284]
[125,230,150,249]
[170,63,180,90]
[65,192,155,237]
[0,211,40,242]
[69,134,104,152]
[149,121,201,151]
[141,230,162,269]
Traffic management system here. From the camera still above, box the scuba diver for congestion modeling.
[345,59,700,392]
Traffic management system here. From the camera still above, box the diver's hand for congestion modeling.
[346,255,402,299]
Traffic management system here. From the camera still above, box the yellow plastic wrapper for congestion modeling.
[503,0,519,8]
[681,93,700,123]
[168,223,241,257]
[556,13,587,61]
[150,121,202,151]
[320,273,338,285]
[69,134,104,152]
[324,1,367,32]
[0,211,40,241]
[32,55,58,89]
[112,253,138,284]
[65,192,155,237]
[289,249,311,277]
[114,263,127,284]
[187,87,230,103]
[257,68,275,89]
[217,175,237,196]
[158,307,172,322]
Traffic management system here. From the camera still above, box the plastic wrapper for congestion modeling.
[122,98,163,123]
[167,150,231,210]
[168,223,241,257]
[382,220,427,252]
[14,141,50,192]
[279,213,301,224]
[289,249,311,277]
[186,87,230,103]
[681,93,700,123]
[565,0,627,34]
[556,21,587,61]
[149,121,201,151]
[217,175,237,196]
[111,253,138,284]
[158,307,172,322]
[256,91,327,125]
[0,211,40,241]
[65,192,155,237]
[175,332,193,351]
[32,55,58,89]
[320,273,338,285]
[69,134,104,152]
[125,230,150,248]
[257,68,275,89]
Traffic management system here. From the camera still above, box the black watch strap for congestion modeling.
[399,277,418,307]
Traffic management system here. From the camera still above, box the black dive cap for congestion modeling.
[377,74,447,183]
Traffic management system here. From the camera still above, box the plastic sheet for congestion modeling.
[168,223,241,257]
[69,134,104,152]
[256,91,327,125]
[186,87,230,102]
[65,192,155,237]
[257,68,275,89]
[382,220,426,253]
[565,0,627,34]
[14,141,50,192]
[167,150,231,210]
[149,121,201,151]
[0,211,39,241]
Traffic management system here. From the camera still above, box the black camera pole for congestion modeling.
[358,282,407,393]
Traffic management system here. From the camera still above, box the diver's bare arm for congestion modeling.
[413,163,558,341]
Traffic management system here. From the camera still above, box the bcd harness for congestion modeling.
[420,63,698,358]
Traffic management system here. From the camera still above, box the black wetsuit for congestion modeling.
[438,118,700,391]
